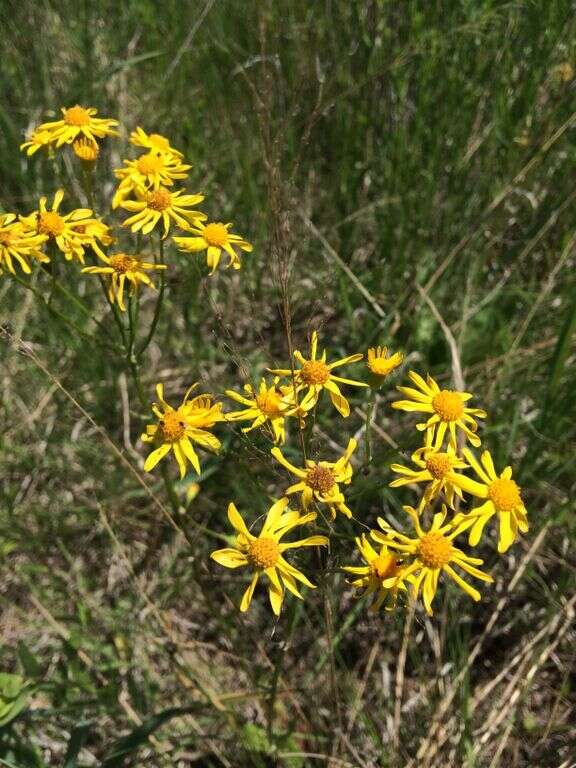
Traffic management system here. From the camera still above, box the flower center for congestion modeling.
[488,478,522,512]
[300,360,330,385]
[248,537,280,569]
[64,105,91,126]
[109,254,138,274]
[136,153,164,175]
[159,410,186,442]
[203,223,229,247]
[306,465,336,494]
[370,553,397,581]
[432,390,464,422]
[418,532,453,568]
[73,138,99,162]
[425,453,452,479]
[0,229,14,245]
[39,212,65,237]
[147,188,171,211]
[255,390,282,417]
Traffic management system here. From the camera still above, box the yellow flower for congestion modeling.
[82,253,167,311]
[449,449,528,553]
[372,506,492,615]
[72,137,100,166]
[112,152,192,209]
[390,441,468,509]
[20,129,54,156]
[392,371,486,449]
[271,438,357,519]
[343,535,407,612]
[129,127,184,159]
[27,105,118,148]
[269,331,367,417]
[211,498,328,615]
[0,214,48,275]
[367,346,403,378]
[142,383,223,478]
[225,377,298,444]
[121,186,205,238]
[173,221,253,274]
[19,190,108,264]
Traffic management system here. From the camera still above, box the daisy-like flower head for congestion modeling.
[19,190,107,264]
[82,252,167,311]
[112,152,192,209]
[271,438,357,519]
[129,127,184,159]
[20,128,54,157]
[268,330,368,418]
[225,377,298,444]
[26,105,119,149]
[392,371,487,449]
[121,186,205,239]
[173,220,253,275]
[72,137,100,166]
[372,505,493,615]
[343,534,408,612]
[211,498,328,615]
[142,383,223,479]
[0,214,49,275]
[390,438,469,509]
[450,449,528,553]
[367,346,403,381]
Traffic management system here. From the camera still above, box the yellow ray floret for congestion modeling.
[392,370,486,449]
[72,137,100,165]
[211,498,328,615]
[367,346,403,378]
[19,190,109,264]
[343,534,408,612]
[121,186,205,238]
[82,252,167,311]
[22,105,118,149]
[372,505,492,615]
[271,438,357,519]
[173,220,253,275]
[268,330,367,417]
[142,383,223,479]
[20,129,54,157]
[0,214,49,275]
[129,127,184,159]
[390,438,468,509]
[112,152,192,209]
[225,377,298,444]
[450,449,528,553]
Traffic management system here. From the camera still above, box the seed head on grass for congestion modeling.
[211,498,328,615]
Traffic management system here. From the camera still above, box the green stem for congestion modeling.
[138,236,166,356]
[365,389,376,465]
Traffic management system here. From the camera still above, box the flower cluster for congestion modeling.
[9,104,528,622]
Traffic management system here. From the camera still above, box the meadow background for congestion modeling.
[1,1,575,766]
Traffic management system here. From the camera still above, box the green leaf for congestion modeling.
[0,674,35,727]
[101,705,204,767]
